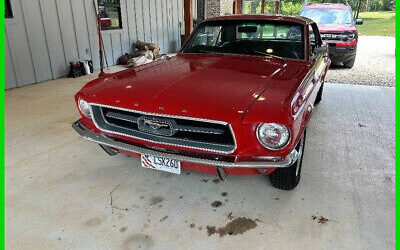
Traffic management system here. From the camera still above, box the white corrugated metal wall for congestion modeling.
[5,0,189,89]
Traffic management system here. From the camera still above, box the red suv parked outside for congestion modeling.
[299,3,363,68]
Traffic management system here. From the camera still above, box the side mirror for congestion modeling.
[356,19,363,25]
[315,43,329,57]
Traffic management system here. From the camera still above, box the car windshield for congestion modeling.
[181,20,305,60]
[299,9,354,25]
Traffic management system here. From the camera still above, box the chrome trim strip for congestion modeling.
[106,111,139,123]
[73,120,298,168]
[90,104,237,154]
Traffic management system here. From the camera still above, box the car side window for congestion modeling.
[309,23,322,60]
[192,25,223,46]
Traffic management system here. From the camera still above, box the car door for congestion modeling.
[309,23,330,100]
[296,23,330,122]
[312,23,330,83]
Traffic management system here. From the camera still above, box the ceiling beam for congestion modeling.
[184,0,193,41]
[235,0,243,14]
[261,0,266,14]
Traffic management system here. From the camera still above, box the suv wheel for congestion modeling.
[344,57,356,68]
[269,130,306,190]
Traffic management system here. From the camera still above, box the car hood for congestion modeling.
[317,24,357,33]
[80,54,298,123]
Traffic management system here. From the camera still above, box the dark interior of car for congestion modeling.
[182,21,305,60]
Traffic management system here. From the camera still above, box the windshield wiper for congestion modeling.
[197,49,223,55]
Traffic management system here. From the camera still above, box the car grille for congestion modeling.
[320,33,345,41]
[90,104,236,153]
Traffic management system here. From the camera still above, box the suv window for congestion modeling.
[300,8,354,25]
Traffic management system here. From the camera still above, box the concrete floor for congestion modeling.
[5,70,395,250]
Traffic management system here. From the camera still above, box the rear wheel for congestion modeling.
[344,56,356,68]
[269,131,306,190]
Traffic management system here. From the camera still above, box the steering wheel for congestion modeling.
[277,47,301,60]
[218,40,235,48]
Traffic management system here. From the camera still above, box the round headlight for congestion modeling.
[345,32,356,41]
[257,123,290,150]
[78,98,91,118]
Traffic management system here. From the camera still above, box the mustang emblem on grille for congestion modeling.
[143,120,170,130]
[137,116,177,136]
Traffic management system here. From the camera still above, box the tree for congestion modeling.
[355,0,362,19]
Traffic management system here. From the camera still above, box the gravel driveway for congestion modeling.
[326,36,395,87]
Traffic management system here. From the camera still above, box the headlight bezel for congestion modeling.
[256,123,291,151]
[78,98,92,118]
[345,32,356,41]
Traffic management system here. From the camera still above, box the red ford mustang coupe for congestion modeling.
[73,15,330,190]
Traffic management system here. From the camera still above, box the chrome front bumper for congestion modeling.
[72,120,299,169]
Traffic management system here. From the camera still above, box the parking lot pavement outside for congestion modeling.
[326,36,395,87]
[5,64,395,249]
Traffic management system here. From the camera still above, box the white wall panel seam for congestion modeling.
[83,0,94,62]
[54,0,68,68]
[133,0,138,43]
[38,0,54,79]
[148,0,152,42]
[18,0,37,83]
[126,0,131,46]
[120,32,123,55]
[70,0,80,59]
[109,33,114,65]
[5,28,18,87]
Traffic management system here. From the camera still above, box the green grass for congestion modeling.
[357,11,395,36]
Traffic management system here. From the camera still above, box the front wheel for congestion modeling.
[269,130,306,190]
[314,82,324,105]
[344,56,356,68]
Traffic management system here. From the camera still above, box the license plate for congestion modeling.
[141,154,181,174]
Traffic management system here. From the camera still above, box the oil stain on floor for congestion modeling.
[207,217,257,237]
